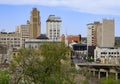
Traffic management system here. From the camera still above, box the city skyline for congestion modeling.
[0,0,120,37]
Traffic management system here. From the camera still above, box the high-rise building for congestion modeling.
[100,19,114,47]
[16,21,30,47]
[94,22,102,47]
[46,15,61,41]
[87,19,114,47]
[87,19,114,59]
[30,8,41,39]
[87,23,96,46]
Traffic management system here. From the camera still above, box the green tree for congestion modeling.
[10,42,75,84]
[100,78,116,84]
[0,70,9,84]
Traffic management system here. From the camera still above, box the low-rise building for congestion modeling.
[71,44,87,63]
[94,47,120,64]
[61,34,81,45]
[25,34,61,49]
[0,32,22,49]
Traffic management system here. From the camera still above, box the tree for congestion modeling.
[10,42,75,84]
[0,70,9,84]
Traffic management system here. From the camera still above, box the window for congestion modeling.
[35,45,37,48]
[33,18,37,22]
[29,45,31,48]
[117,52,119,54]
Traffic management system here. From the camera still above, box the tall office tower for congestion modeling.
[16,21,30,47]
[101,19,114,47]
[30,8,41,39]
[94,21,102,47]
[87,23,96,46]
[87,23,97,58]
[46,15,62,41]
[87,19,114,47]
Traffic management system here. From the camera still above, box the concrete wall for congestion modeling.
[101,19,114,47]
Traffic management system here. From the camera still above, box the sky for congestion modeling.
[0,0,120,37]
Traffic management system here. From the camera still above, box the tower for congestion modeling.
[87,19,114,47]
[16,21,30,47]
[30,8,41,39]
[87,23,96,46]
[46,15,61,41]
[101,19,114,47]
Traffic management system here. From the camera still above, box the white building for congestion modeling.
[25,34,61,49]
[94,47,120,64]
[46,15,62,41]
[87,23,96,46]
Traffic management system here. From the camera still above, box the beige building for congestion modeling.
[0,32,21,63]
[16,21,30,47]
[95,22,102,47]
[46,15,61,41]
[87,23,96,46]
[0,32,22,49]
[30,8,41,39]
[101,19,114,47]
[16,8,41,47]
[94,47,120,64]
[87,19,114,47]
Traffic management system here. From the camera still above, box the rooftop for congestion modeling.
[36,34,49,40]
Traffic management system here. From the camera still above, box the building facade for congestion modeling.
[100,19,114,47]
[30,8,41,39]
[71,44,87,63]
[46,15,61,41]
[87,19,114,47]
[67,35,81,44]
[0,32,22,49]
[25,39,61,49]
[0,32,22,63]
[87,23,96,46]
[16,21,30,47]
[61,34,81,45]
[94,47,120,64]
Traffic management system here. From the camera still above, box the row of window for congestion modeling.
[0,38,20,40]
[49,38,60,40]
[72,52,87,55]
[101,52,119,54]
[49,33,60,35]
[28,45,38,49]
[50,30,60,31]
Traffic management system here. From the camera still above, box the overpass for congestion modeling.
[76,63,120,80]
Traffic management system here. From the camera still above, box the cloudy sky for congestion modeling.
[0,0,120,36]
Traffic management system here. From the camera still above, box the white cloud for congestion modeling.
[1,0,120,15]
